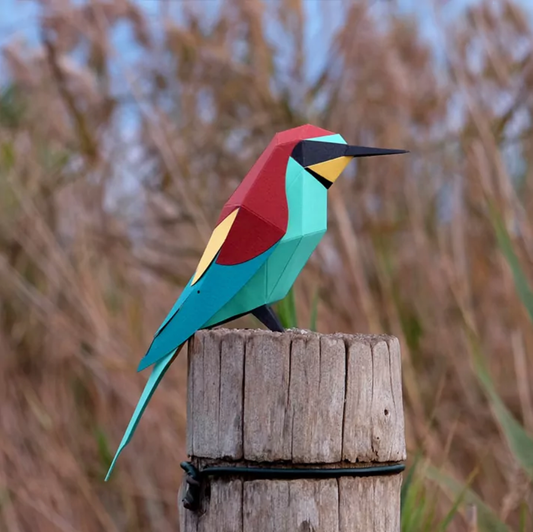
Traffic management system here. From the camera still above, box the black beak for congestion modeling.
[292,141,408,167]
[344,145,409,158]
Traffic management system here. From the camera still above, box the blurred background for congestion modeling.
[1,0,533,530]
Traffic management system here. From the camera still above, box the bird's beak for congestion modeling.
[306,144,408,185]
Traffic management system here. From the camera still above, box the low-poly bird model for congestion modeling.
[106,124,407,479]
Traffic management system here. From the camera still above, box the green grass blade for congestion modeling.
[437,469,477,532]
[95,427,113,473]
[401,453,421,513]
[426,465,510,532]
[400,458,439,532]
[276,287,298,329]
[309,287,319,331]
[483,205,533,479]
[519,502,528,532]
[0,84,26,129]
[469,334,533,480]
[489,203,533,323]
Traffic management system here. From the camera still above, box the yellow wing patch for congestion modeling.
[191,208,240,286]
[308,156,352,183]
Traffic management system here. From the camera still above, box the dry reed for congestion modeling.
[1,0,532,530]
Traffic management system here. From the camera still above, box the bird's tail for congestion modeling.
[105,345,183,481]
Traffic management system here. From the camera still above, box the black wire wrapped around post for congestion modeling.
[180,461,406,512]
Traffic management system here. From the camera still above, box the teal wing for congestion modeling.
[105,243,277,480]
[138,244,276,371]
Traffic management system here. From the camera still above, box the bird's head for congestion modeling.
[286,127,408,189]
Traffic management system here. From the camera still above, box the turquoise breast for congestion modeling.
[204,157,327,327]
[264,157,327,302]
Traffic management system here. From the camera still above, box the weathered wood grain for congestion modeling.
[288,334,320,463]
[316,336,346,462]
[188,332,221,457]
[186,335,196,456]
[218,331,245,459]
[342,337,373,462]
[371,339,400,461]
[187,330,247,459]
[179,478,242,532]
[342,335,406,462]
[189,329,405,463]
[388,336,407,461]
[339,475,402,532]
[288,480,339,532]
[241,479,342,532]
[181,475,401,532]
[243,332,292,461]
[181,328,405,532]
[243,480,289,532]
[290,334,345,462]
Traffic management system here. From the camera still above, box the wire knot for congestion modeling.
[180,462,202,511]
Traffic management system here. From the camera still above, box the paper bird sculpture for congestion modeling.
[106,124,407,479]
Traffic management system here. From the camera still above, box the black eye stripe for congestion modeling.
[291,141,348,167]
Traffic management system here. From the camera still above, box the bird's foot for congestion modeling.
[251,305,285,332]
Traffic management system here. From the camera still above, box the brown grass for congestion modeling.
[1,0,532,530]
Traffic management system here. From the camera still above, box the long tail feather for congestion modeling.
[105,346,182,480]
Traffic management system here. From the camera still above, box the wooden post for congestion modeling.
[179,328,405,532]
